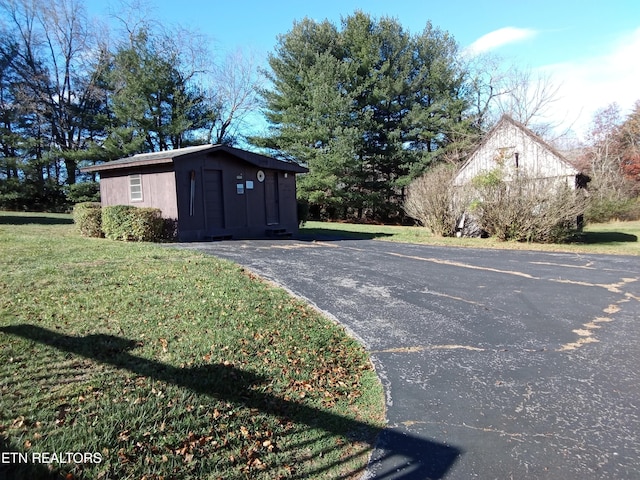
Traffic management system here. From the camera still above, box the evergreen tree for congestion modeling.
[254,12,474,221]
[106,29,211,153]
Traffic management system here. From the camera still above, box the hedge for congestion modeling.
[73,202,103,238]
[102,205,165,242]
[585,197,640,223]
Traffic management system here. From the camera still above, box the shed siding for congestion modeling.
[203,169,224,229]
[99,168,178,218]
[172,151,301,241]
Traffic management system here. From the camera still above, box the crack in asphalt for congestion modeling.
[551,276,638,293]
[385,250,639,293]
[421,288,492,308]
[386,251,539,279]
[372,344,487,354]
[396,420,581,444]
[557,297,632,351]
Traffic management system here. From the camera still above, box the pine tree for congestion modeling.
[254,12,474,221]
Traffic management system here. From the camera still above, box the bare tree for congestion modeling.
[462,52,510,130]
[580,103,639,221]
[0,0,102,184]
[205,48,264,145]
[464,52,566,138]
[494,67,563,136]
[584,104,629,197]
[108,2,263,147]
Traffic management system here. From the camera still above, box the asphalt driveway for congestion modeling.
[176,238,640,479]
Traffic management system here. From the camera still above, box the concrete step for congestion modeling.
[265,228,292,238]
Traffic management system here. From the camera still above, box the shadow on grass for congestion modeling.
[1,324,461,480]
[0,214,73,225]
[0,436,59,480]
[578,231,638,244]
[298,227,393,242]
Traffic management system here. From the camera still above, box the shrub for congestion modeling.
[65,181,100,204]
[585,197,640,223]
[102,205,164,242]
[130,207,165,241]
[102,205,134,241]
[404,163,466,236]
[73,202,103,238]
[467,168,588,243]
[0,178,68,212]
[161,218,178,241]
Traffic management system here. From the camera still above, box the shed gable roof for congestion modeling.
[81,144,308,174]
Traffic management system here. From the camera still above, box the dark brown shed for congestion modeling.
[81,144,308,241]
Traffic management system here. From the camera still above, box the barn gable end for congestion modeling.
[454,115,582,188]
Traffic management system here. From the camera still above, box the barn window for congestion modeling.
[129,174,143,202]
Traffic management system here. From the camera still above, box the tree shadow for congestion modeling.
[1,324,461,479]
[0,214,73,225]
[297,227,393,242]
[577,231,638,244]
[0,436,60,480]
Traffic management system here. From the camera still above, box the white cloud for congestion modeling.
[465,27,538,56]
[539,27,640,138]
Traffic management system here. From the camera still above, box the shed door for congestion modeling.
[264,171,280,225]
[204,169,224,229]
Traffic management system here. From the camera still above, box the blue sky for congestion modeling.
[87,0,640,138]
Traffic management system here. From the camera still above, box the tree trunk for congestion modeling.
[65,159,76,184]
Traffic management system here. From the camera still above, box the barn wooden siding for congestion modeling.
[454,116,580,188]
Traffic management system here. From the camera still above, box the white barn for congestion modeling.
[454,115,588,189]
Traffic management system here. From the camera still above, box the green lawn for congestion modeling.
[0,212,384,480]
[301,220,640,256]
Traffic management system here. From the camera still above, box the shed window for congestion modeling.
[129,174,143,202]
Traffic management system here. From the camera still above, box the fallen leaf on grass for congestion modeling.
[117,448,129,464]
[11,416,25,428]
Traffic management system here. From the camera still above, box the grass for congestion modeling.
[0,212,385,480]
[301,220,640,256]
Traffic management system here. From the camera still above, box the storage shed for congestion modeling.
[81,144,308,241]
